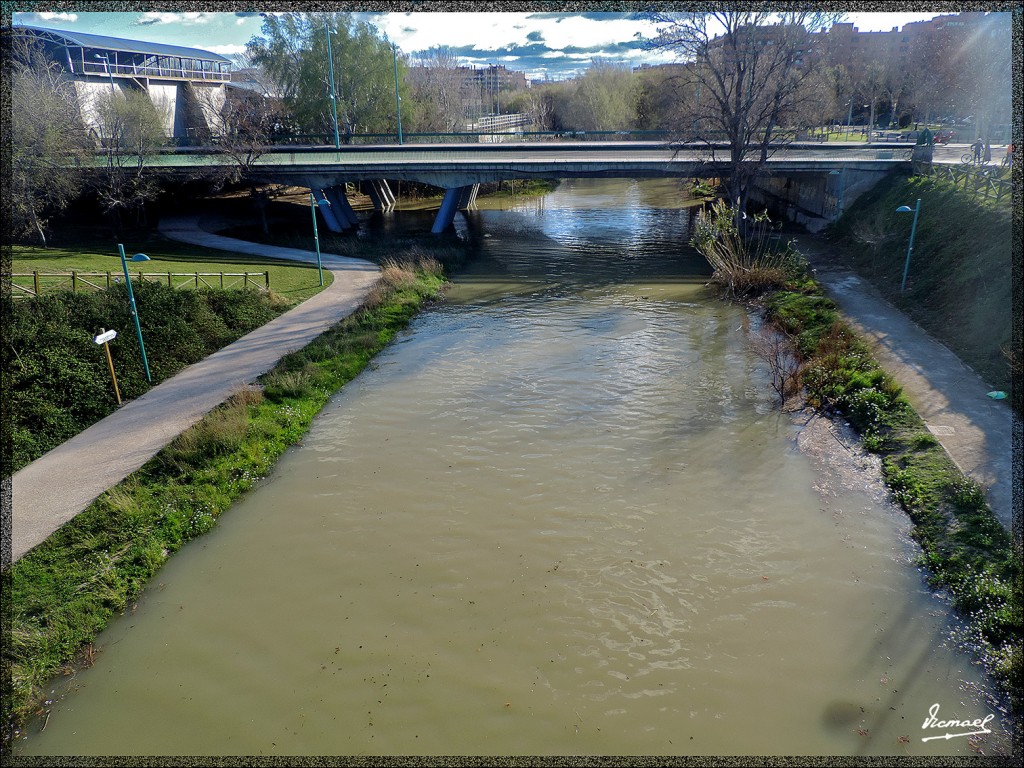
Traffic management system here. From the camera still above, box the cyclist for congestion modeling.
[972,138,984,163]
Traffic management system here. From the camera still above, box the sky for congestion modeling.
[11,9,953,81]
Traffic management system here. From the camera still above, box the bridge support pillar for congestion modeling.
[367,179,396,211]
[432,186,469,234]
[324,185,360,228]
[313,189,345,233]
[458,183,480,210]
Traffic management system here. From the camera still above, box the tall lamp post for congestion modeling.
[324,23,341,150]
[393,43,403,145]
[896,199,921,293]
[309,194,326,287]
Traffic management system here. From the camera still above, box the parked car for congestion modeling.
[933,129,956,144]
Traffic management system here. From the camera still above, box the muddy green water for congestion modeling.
[15,179,1008,757]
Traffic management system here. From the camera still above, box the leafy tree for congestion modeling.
[3,33,90,246]
[635,65,694,132]
[560,61,639,132]
[247,11,406,141]
[647,10,844,223]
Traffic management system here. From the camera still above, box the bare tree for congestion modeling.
[751,325,803,407]
[408,46,466,133]
[91,88,168,232]
[3,33,91,246]
[647,11,844,226]
[199,83,294,235]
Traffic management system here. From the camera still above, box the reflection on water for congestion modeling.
[14,179,1008,757]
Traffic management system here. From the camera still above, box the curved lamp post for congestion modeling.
[309,193,327,286]
[896,199,921,293]
[325,24,341,150]
[393,43,403,145]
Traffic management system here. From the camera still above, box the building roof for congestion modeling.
[12,24,232,63]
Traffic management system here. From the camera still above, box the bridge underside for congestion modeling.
[126,142,918,233]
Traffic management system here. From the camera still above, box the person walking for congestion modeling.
[1003,143,1013,168]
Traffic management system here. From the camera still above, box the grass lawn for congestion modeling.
[11,238,332,305]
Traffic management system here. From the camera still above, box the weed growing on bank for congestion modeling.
[763,282,1020,710]
[693,200,1019,708]
[2,255,450,741]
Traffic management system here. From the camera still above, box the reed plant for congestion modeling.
[691,199,803,298]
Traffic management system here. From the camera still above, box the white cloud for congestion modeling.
[135,12,218,27]
[37,12,78,22]
[205,44,247,56]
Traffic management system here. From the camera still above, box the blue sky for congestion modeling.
[13,9,950,80]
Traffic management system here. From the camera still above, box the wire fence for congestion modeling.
[11,271,270,299]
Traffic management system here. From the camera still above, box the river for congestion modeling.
[13,178,1008,757]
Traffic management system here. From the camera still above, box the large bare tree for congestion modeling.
[647,11,843,222]
[407,46,466,133]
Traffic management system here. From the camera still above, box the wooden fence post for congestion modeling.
[33,271,39,295]
[107,272,112,288]
[167,272,172,287]
[72,270,77,293]
[265,271,269,288]
[220,273,224,288]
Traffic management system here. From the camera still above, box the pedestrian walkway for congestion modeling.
[792,234,1017,532]
[8,216,380,564]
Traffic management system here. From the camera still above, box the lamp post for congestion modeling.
[829,168,845,220]
[117,244,151,382]
[309,193,326,286]
[896,199,921,293]
[845,99,853,139]
[393,43,403,145]
[94,53,116,94]
[324,23,341,150]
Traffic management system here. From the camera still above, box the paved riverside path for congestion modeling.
[8,216,380,564]
[792,234,1017,532]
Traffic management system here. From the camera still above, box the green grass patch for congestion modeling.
[3,250,453,739]
[762,275,1020,706]
[12,240,331,304]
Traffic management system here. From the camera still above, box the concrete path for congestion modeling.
[791,234,1017,532]
[8,216,380,565]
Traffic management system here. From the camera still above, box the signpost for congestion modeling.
[94,328,122,406]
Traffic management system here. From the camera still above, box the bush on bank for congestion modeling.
[693,205,1020,709]
[2,255,449,740]
[7,283,292,472]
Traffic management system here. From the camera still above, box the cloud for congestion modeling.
[205,44,248,56]
[135,12,218,27]
[37,12,78,22]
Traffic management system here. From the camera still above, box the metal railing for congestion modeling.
[80,59,230,83]
[11,271,270,298]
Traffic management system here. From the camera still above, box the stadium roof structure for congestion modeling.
[11,24,232,83]
[12,24,232,62]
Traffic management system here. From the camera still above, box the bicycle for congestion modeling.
[961,152,988,165]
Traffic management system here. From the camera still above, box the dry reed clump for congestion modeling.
[379,258,420,291]
[691,198,797,298]
[261,367,320,402]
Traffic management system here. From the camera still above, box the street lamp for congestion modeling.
[896,199,921,293]
[829,168,845,220]
[93,53,116,94]
[393,43,403,145]
[324,24,341,150]
[309,193,327,286]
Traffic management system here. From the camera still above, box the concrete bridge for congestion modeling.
[134,141,919,234]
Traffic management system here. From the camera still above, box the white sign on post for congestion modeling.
[94,329,117,345]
